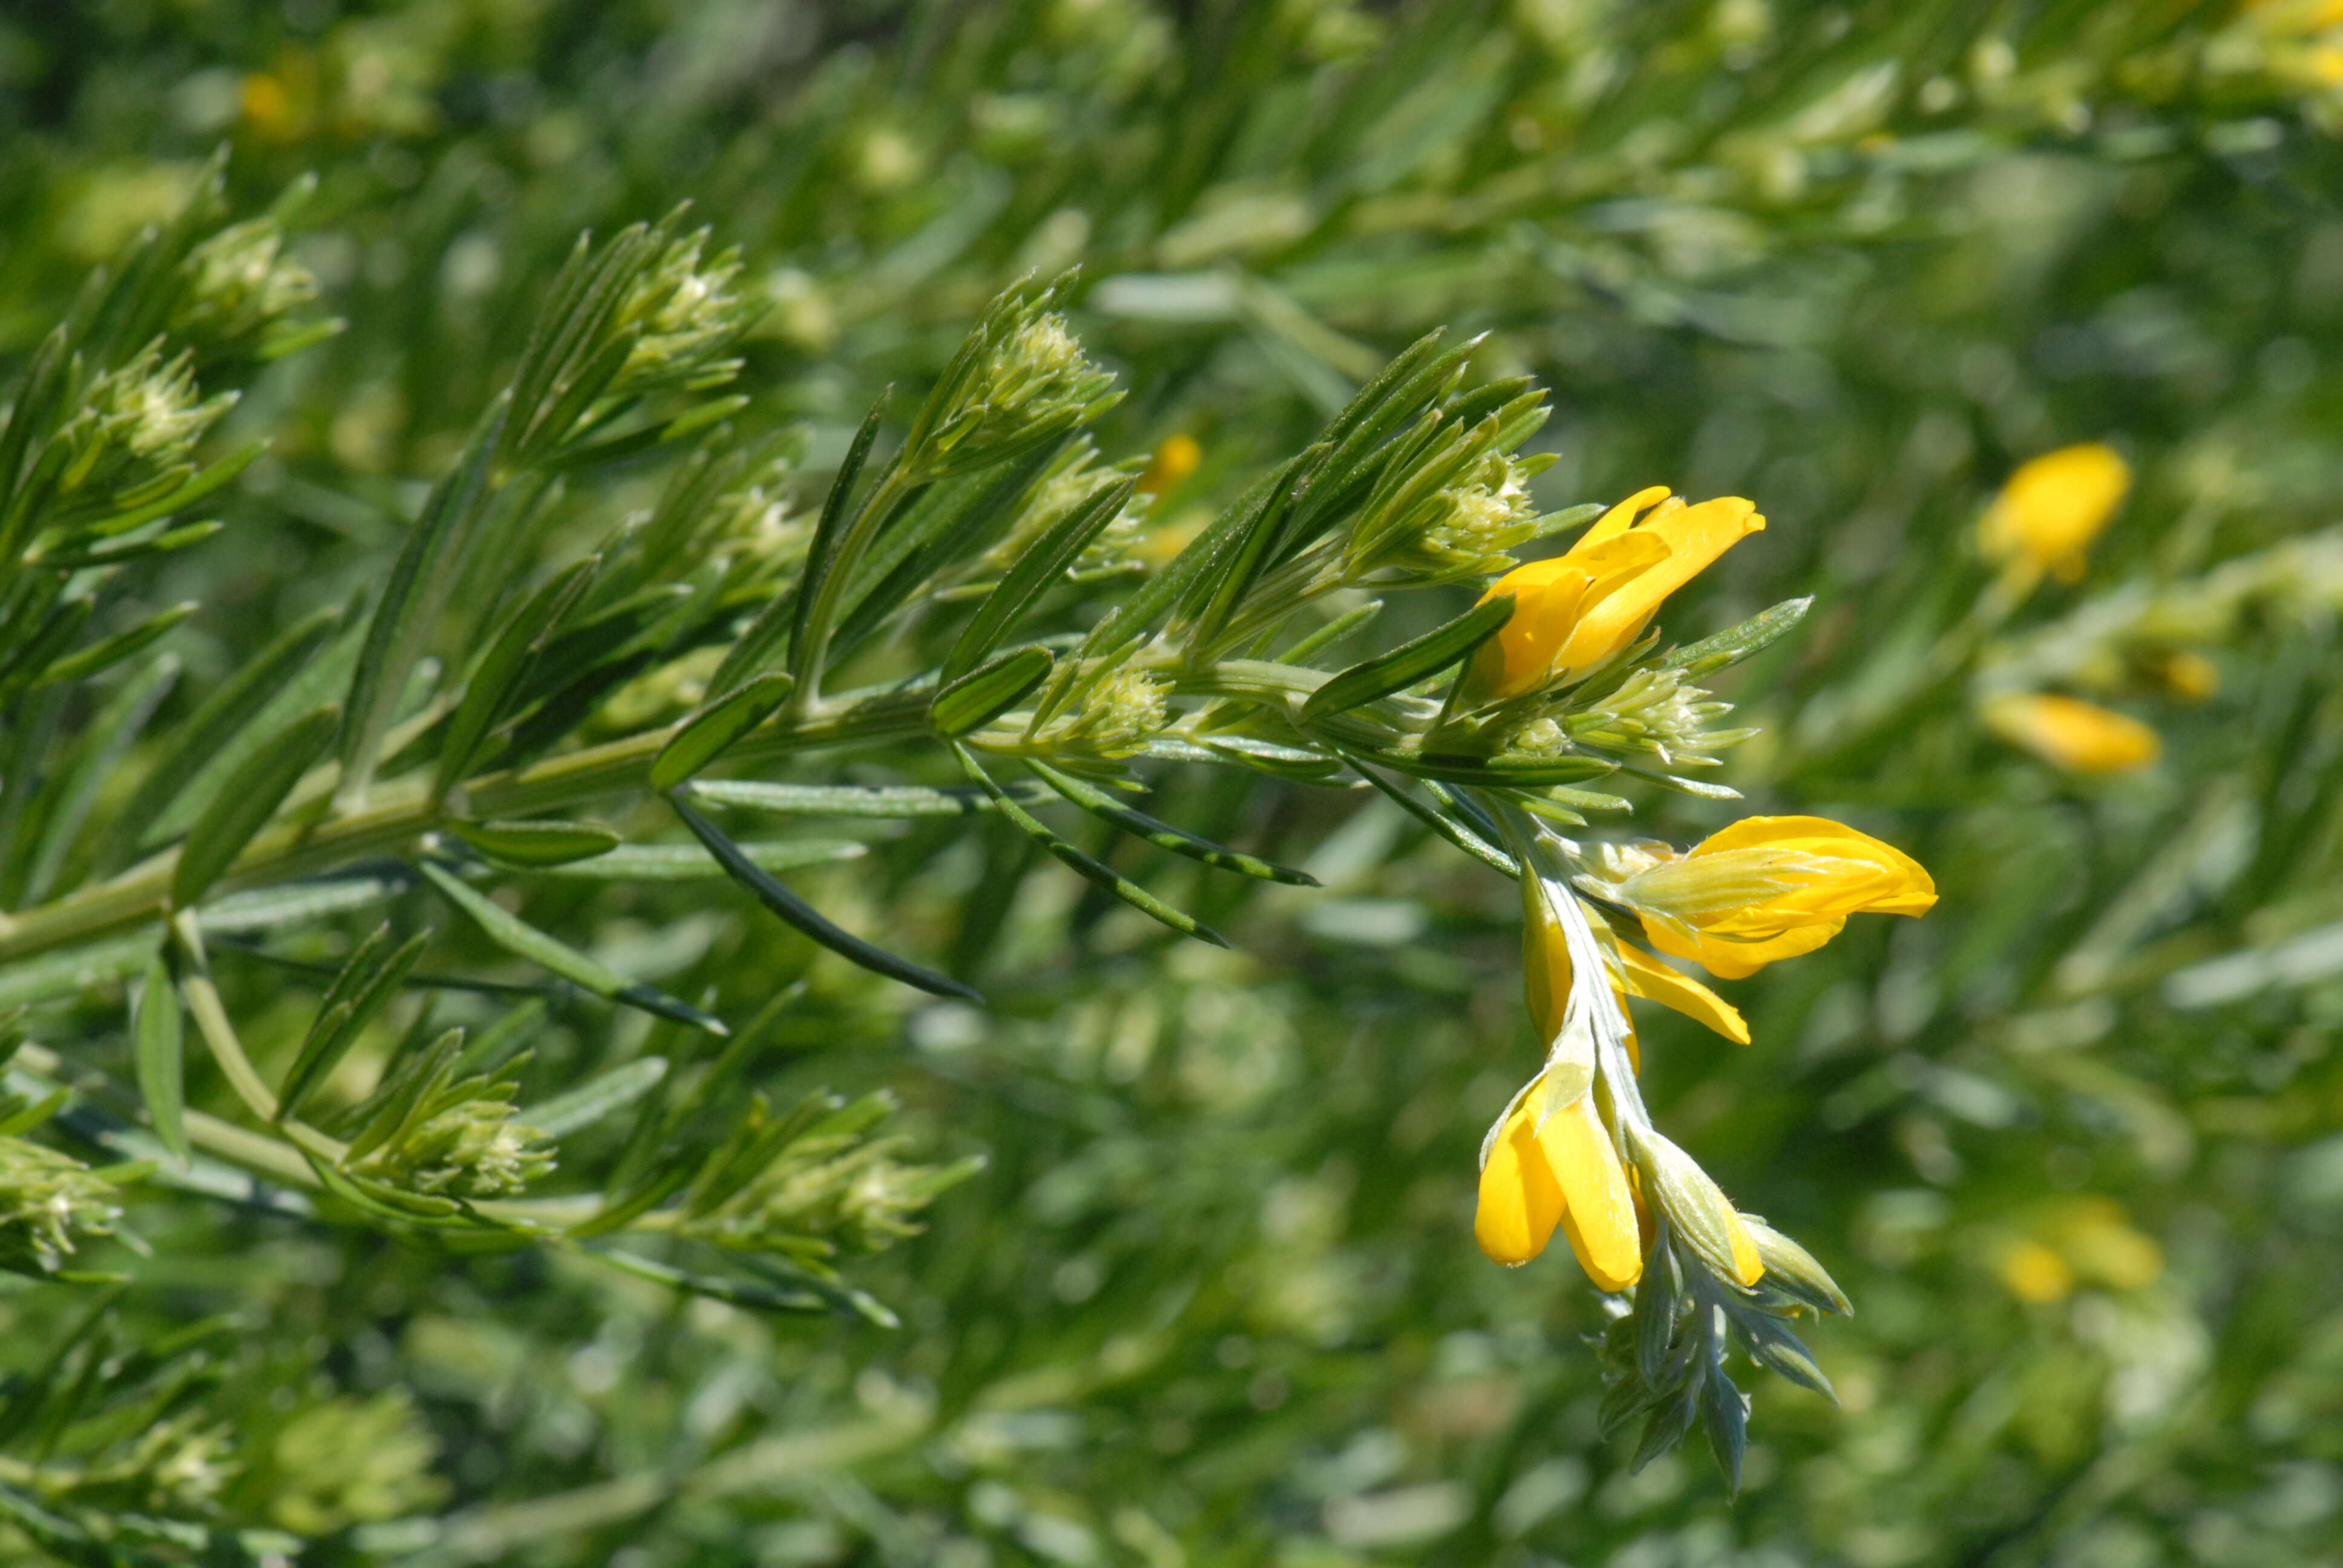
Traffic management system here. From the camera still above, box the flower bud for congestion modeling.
[1635,1130,1762,1287]
[1740,1214,1851,1315]
[0,1135,124,1276]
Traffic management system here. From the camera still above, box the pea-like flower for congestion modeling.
[1591,815,1937,980]
[1978,443,2129,586]
[1475,1074,1643,1287]
[1464,486,1765,703]
[1983,692,2160,775]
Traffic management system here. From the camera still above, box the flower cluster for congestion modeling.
[1428,483,1935,1465]
[0,1135,125,1277]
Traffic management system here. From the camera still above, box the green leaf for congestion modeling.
[278,924,430,1119]
[132,953,188,1167]
[21,653,177,903]
[955,745,1228,947]
[1027,760,1316,885]
[1300,594,1513,724]
[941,477,1134,684]
[417,861,728,1036]
[780,394,888,699]
[667,793,982,1002]
[32,601,195,688]
[1279,599,1384,665]
[689,779,1040,818]
[648,670,796,791]
[1380,750,1619,788]
[528,1057,669,1140]
[171,703,339,909]
[34,518,223,570]
[539,838,863,881]
[1659,596,1812,679]
[1350,760,1518,878]
[56,439,264,541]
[338,397,510,803]
[113,599,344,858]
[434,555,599,799]
[448,818,622,867]
[929,645,1052,737]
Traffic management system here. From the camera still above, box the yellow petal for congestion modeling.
[1538,1095,1643,1290]
[1688,816,1938,916]
[1552,497,1763,674]
[1571,484,1673,550]
[1982,693,2161,775]
[1475,1100,1562,1265]
[1978,443,2129,578]
[1642,912,1842,981]
[1616,941,1751,1045]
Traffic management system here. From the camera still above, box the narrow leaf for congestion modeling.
[448,818,621,867]
[34,602,195,688]
[171,704,339,909]
[929,645,1052,737]
[339,397,509,802]
[1028,760,1316,885]
[647,670,796,791]
[782,394,888,697]
[955,746,1228,947]
[1660,596,1813,679]
[942,477,1134,683]
[1280,599,1384,665]
[539,838,863,881]
[434,555,598,798]
[667,793,982,1002]
[1301,594,1513,724]
[528,1057,669,1139]
[113,599,343,857]
[278,926,430,1118]
[133,953,188,1167]
[418,861,729,1035]
[689,779,1040,817]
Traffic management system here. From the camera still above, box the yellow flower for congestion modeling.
[1999,1240,2075,1303]
[1994,1197,2163,1302]
[1521,877,1749,1051]
[1475,1075,1643,1289]
[1603,816,1937,981]
[1984,693,2160,774]
[1136,433,1201,497]
[1464,486,1765,702]
[1978,443,2130,584]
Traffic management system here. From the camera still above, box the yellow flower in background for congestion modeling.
[1978,443,2130,584]
[2139,647,2220,704]
[1475,1076,1643,1288]
[1136,432,1202,496]
[1994,1197,2163,1302]
[1464,486,1765,702]
[1601,816,1937,981]
[1984,692,2161,774]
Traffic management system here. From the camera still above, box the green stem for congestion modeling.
[0,689,932,969]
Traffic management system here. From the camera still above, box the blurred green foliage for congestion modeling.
[4,2,2343,1565]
